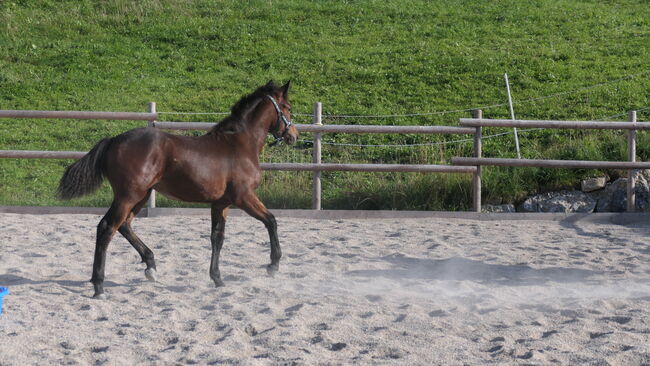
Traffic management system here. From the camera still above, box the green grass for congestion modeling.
[1,0,649,210]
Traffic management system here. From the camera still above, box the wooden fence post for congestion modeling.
[312,102,323,210]
[472,109,482,213]
[627,110,637,212]
[148,102,157,210]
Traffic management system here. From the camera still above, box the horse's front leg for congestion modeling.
[236,193,281,276]
[209,204,229,287]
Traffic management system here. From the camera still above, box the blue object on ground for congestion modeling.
[0,287,8,314]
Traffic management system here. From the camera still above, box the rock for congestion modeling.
[592,170,650,212]
[635,170,650,212]
[591,178,627,212]
[518,190,596,213]
[497,170,650,213]
[484,204,516,213]
[581,177,607,192]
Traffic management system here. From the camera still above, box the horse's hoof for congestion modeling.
[213,278,225,288]
[266,264,279,277]
[93,292,107,300]
[145,268,157,282]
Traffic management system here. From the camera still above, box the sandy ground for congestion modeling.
[1,213,649,365]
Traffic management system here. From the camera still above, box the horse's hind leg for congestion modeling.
[209,203,229,287]
[91,199,133,298]
[118,191,157,282]
[236,193,281,276]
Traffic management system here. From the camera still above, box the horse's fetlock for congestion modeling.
[272,252,282,263]
[144,250,155,262]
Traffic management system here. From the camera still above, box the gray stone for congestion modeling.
[581,177,607,192]
[484,204,516,213]
[635,170,650,212]
[592,170,650,212]
[518,190,596,213]
[591,178,627,212]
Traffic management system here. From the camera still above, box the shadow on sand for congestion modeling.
[0,274,126,296]
[347,255,603,286]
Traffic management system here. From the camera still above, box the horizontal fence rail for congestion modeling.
[0,110,157,121]
[459,118,650,130]
[452,157,650,170]
[152,121,476,135]
[261,163,476,173]
[0,150,85,159]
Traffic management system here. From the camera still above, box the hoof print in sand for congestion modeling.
[244,324,258,336]
[330,342,347,351]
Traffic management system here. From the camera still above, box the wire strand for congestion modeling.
[302,105,650,148]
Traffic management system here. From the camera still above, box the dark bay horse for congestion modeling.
[58,81,298,298]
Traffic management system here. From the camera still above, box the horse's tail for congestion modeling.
[57,138,112,200]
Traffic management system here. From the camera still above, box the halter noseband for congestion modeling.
[266,95,293,146]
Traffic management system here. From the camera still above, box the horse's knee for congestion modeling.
[210,228,225,244]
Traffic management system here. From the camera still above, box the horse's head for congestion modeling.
[267,81,298,145]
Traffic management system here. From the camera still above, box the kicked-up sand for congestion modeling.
[0,212,649,365]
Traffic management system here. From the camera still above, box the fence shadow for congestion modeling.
[346,254,602,286]
[558,215,615,239]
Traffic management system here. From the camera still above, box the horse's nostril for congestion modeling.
[285,134,297,145]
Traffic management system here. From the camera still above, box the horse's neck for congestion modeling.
[217,118,270,157]
[244,104,275,154]
[212,99,273,155]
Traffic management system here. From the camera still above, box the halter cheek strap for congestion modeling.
[266,95,293,146]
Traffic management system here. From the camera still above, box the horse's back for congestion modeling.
[107,127,171,165]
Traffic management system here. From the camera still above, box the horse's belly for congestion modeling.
[155,189,188,202]
[153,180,225,203]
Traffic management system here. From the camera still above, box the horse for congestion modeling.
[57,81,299,298]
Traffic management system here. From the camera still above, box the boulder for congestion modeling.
[518,190,596,213]
[635,170,650,212]
[484,204,516,213]
[592,170,650,212]
[581,177,607,192]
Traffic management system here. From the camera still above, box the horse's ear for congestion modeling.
[265,80,275,87]
[282,80,292,97]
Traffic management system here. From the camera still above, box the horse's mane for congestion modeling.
[209,82,282,135]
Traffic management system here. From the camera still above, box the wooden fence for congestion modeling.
[1,105,647,213]
[0,103,479,211]
[452,111,646,212]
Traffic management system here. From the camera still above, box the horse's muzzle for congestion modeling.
[283,126,298,145]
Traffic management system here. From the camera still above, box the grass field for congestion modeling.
[1,0,649,209]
